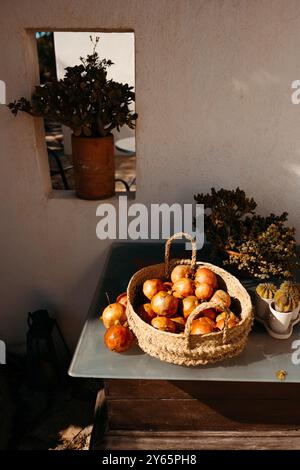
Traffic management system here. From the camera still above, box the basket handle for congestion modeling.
[184,300,232,349]
[164,232,197,277]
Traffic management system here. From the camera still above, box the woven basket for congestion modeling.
[127,233,254,366]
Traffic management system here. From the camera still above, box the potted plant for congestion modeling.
[255,282,277,320]
[194,187,299,280]
[8,37,137,199]
[269,285,300,334]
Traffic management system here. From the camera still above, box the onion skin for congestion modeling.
[200,308,217,321]
[190,317,215,335]
[182,296,199,318]
[173,278,195,299]
[170,265,192,284]
[151,316,177,333]
[195,267,218,289]
[170,316,186,332]
[216,312,238,330]
[210,290,231,312]
[101,303,127,329]
[195,282,214,301]
[116,292,128,307]
[104,325,135,352]
[143,279,166,300]
[163,281,173,293]
[137,303,156,324]
[151,291,178,316]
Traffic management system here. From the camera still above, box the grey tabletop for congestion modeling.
[69,242,300,383]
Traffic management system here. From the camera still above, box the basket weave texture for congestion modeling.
[126,233,254,366]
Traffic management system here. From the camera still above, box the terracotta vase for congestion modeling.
[72,134,115,200]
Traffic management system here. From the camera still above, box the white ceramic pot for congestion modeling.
[255,295,273,320]
[269,301,298,334]
[292,302,300,320]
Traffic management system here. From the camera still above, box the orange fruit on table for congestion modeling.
[137,303,156,324]
[195,267,218,289]
[104,325,135,352]
[143,279,166,300]
[200,308,217,321]
[210,290,231,312]
[170,265,192,283]
[116,292,128,307]
[216,312,239,330]
[151,316,177,333]
[172,278,195,299]
[101,303,127,329]
[195,282,214,300]
[190,317,215,335]
[151,291,179,317]
[182,295,199,318]
[170,316,186,332]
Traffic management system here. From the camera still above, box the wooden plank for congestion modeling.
[105,379,300,400]
[107,398,300,431]
[105,379,189,399]
[97,430,300,450]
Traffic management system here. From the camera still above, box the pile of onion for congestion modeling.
[101,264,240,354]
[136,266,239,336]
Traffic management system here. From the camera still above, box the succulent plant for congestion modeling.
[256,283,277,300]
[274,290,299,313]
[280,281,300,300]
[194,187,299,279]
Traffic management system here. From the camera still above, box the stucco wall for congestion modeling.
[1,0,300,350]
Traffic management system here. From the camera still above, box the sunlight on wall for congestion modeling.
[54,32,135,86]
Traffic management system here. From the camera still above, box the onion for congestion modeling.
[195,267,218,289]
[170,316,186,332]
[151,291,178,316]
[116,292,128,307]
[101,303,127,329]
[163,281,173,293]
[137,303,156,324]
[143,279,166,300]
[200,308,217,321]
[170,265,192,284]
[190,317,215,335]
[104,325,135,352]
[151,316,177,333]
[182,295,199,318]
[210,290,231,312]
[195,282,214,301]
[216,312,238,330]
[172,278,195,299]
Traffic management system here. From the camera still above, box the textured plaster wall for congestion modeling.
[0,0,300,349]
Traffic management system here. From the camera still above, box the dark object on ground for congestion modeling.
[0,368,13,449]
[27,310,70,389]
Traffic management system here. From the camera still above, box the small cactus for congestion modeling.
[280,281,300,301]
[256,283,277,300]
[274,290,299,313]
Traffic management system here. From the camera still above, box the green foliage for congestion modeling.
[8,36,137,137]
[194,187,299,279]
